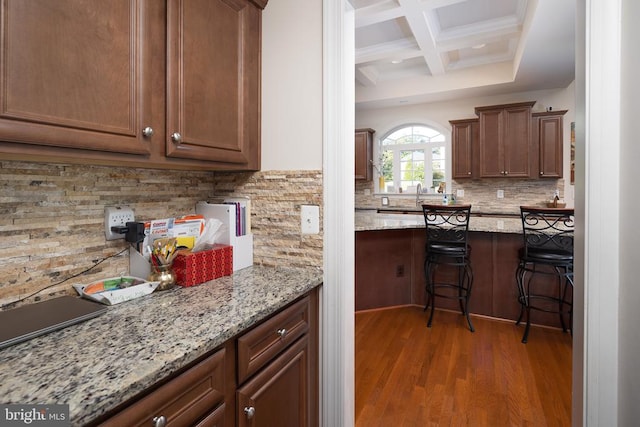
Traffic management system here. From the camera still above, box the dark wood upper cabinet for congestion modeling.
[475,101,535,178]
[450,119,478,179]
[355,128,374,181]
[166,0,262,169]
[0,0,151,155]
[533,110,567,178]
[0,0,266,171]
[451,101,567,181]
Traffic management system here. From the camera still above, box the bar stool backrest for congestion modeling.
[520,206,574,258]
[421,204,472,251]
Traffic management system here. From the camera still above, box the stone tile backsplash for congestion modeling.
[212,170,323,269]
[0,162,323,309]
[356,178,564,214]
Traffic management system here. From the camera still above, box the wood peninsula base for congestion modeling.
[355,229,567,328]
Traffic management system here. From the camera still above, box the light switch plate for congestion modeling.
[497,189,504,199]
[301,205,320,234]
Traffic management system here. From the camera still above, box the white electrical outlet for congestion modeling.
[497,189,504,199]
[301,204,320,235]
[456,189,465,198]
[104,206,135,240]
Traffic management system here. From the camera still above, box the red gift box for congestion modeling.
[172,244,233,287]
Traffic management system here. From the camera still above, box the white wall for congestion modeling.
[355,85,576,205]
[261,0,323,171]
[618,0,640,423]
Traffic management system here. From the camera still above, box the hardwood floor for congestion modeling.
[355,306,572,426]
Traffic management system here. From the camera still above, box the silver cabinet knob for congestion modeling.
[277,328,288,338]
[244,406,256,419]
[540,171,544,175]
[171,132,182,143]
[153,416,167,427]
[467,171,471,175]
[142,126,154,137]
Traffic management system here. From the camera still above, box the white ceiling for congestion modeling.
[353,0,576,110]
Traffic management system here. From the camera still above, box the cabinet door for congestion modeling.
[502,105,531,177]
[237,336,310,427]
[0,0,151,155]
[536,113,565,178]
[477,102,534,177]
[166,0,262,169]
[451,119,477,179]
[354,129,373,180]
[478,109,504,177]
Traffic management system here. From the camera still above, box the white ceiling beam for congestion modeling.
[397,0,445,75]
[355,38,421,64]
[355,65,380,87]
[437,29,521,52]
[354,0,404,28]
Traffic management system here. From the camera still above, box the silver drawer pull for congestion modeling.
[171,132,182,143]
[244,406,256,419]
[152,415,167,427]
[142,126,154,137]
[277,328,288,338]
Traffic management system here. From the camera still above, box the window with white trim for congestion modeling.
[376,124,448,194]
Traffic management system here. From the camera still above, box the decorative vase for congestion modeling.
[148,264,177,291]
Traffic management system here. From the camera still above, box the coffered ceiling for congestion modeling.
[353,0,576,109]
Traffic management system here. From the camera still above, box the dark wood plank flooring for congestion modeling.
[355,307,572,426]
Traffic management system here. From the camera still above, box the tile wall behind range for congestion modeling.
[0,161,323,309]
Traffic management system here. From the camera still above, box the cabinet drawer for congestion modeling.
[99,349,225,427]
[237,296,310,384]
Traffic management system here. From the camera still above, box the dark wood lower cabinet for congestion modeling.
[95,288,319,427]
[356,229,565,328]
[98,349,226,427]
[237,336,309,427]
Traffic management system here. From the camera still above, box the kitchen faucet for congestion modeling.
[416,183,422,207]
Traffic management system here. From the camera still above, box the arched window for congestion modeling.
[377,124,448,194]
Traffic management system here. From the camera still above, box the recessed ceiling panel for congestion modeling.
[374,56,430,81]
[355,17,412,49]
[435,0,520,30]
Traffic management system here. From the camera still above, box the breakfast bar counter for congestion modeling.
[355,209,522,233]
[0,265,323,426]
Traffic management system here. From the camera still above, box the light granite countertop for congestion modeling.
[355,209,522,233]
[0,265,323,426]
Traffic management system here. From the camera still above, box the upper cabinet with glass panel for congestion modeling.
[377,125,449,194]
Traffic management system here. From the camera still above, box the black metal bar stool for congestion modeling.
[421,204,474,332]
[516,206,574,343]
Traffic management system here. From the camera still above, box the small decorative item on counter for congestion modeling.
[148,263,177,291]
[442,193,448,205]
[73,276,159,305]
[172,244,233,287]
[148,237,179,290]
